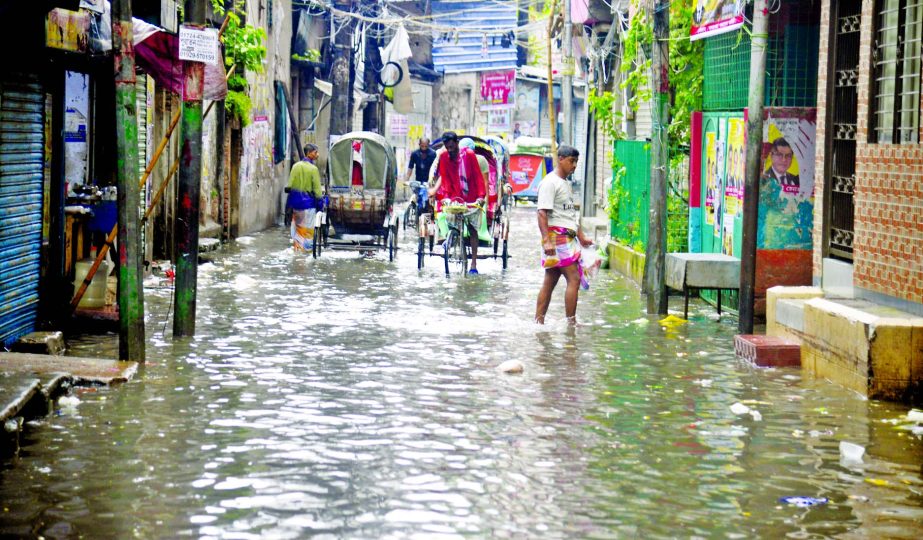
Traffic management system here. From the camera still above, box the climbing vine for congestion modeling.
[617,0,702,149]
[593,0,700,245]
[210,0,267,126]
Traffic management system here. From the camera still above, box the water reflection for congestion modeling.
[1,208,921,538]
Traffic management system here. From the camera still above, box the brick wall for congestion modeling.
[815,0,923,307]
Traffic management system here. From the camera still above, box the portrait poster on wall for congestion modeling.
[713,138,726,238]
[725,117,746,216]
[704,131,718,227]
[759,108,817,250]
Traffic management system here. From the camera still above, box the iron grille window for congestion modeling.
[872,0,923,143]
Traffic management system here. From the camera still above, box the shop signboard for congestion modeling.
[690,0,745,41]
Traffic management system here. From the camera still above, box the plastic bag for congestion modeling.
[579,248,602,290]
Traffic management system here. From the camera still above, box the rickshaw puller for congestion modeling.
[428,131,486,274]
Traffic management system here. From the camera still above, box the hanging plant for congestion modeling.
[210,0,267,126]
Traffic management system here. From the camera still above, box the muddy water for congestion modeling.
[2,208,921,539]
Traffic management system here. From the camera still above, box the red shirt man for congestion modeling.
[431,133,485,204]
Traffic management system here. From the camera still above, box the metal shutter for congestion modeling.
[0,77,45,346]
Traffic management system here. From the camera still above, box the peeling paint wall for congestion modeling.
[435,73,477,136]
[200,101,218,225]
[237,0,291,235]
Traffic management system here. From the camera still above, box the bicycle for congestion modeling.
[402,180,428,233]
[442,199,484,276]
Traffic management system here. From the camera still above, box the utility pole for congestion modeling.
[645,0,668,315]
[330,0,356,137]
[739,0,769,334]
[561,0,573,146]
[545,0,558,156]
[173,0,205,337]
[112,0,145,361]
[362,1,382,132]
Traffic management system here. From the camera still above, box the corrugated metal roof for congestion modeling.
[431,0,518,74]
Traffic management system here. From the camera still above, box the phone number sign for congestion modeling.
[179,26,220,65]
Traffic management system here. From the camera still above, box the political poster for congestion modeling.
[758,108,817,250]
[480,70,515,108]
[725,117,746,216]
[691,0,745,41]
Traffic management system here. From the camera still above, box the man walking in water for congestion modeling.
[287,143,324,252]
[535,145,593,324]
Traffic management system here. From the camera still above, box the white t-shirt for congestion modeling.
[537,172,579,231]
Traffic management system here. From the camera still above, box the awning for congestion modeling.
[90,1,227,100]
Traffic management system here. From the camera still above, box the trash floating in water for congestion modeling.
[631,318,650,325]
[749,410,762,422]
[497,360,524,374]
[779,496,829,507]
[865,478,891,487]
[58,395,80,409]
[693,379,713,387]
[839,441,865,463]
[730,402,750,415]
[659,315,687,327]
[907,409,923,423]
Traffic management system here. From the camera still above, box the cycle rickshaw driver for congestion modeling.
[428,131,488,274]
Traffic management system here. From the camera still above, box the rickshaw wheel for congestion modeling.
[388,223,398,262]
[312,227,322,259]
[417,237,425,269]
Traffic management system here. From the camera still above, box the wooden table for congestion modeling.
[665,253,741,319]
[64,209,91,276]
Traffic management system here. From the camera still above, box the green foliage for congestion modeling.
[226,74,248,92]
[292,49,321,63]
[668,1,704,145]
[225,90,252,127]
[619,0,703,149]
[620,1,654,113]
[588,88,622,142]
[223,12,267,73]
[209,0,266,126]
[607,156,627,223]
[607,156,643,250]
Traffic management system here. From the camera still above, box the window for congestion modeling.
[872,0,923,143]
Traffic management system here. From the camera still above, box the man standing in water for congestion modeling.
[535,145,593,324]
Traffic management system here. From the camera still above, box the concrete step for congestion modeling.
[0,352,138,386]
[776,298,808,333]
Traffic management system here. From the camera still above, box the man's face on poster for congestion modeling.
[771,144,794,175]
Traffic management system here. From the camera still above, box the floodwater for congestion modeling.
[2,208,922,539]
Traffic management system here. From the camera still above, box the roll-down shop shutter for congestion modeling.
[0,78,45,346]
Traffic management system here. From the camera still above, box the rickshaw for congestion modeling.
[509,136,553,202]
[416,135,511,274]
[315,131,399,260]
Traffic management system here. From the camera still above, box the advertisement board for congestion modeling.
[690,0,745,41]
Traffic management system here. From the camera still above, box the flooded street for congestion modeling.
[2,208,922,539]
